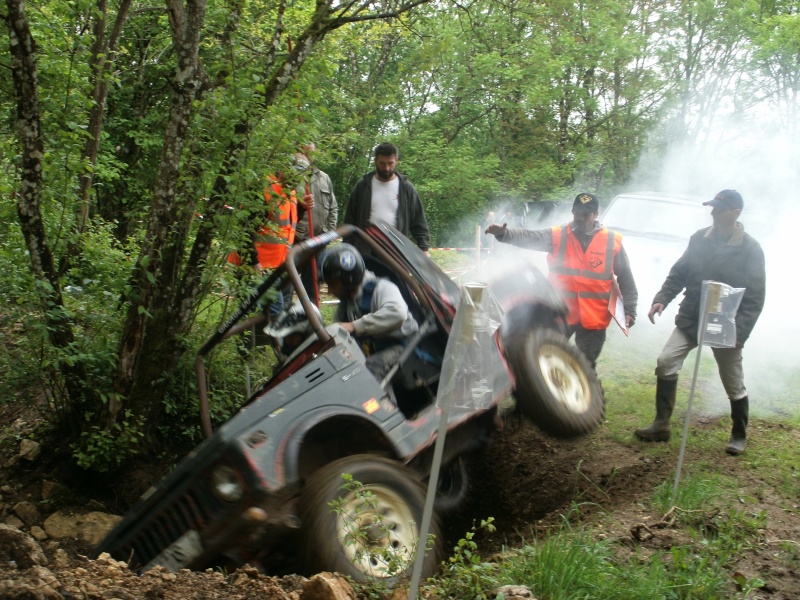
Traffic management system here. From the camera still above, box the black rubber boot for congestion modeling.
[725,396,749,455]
[634,377,678,442]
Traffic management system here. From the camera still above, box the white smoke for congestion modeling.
[610,115,798,417]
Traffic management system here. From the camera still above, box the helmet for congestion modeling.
[263,300,321,340]
[320,243,365,293]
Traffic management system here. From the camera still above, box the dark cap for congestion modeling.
[703,189,743,210]
[572,193,599,212]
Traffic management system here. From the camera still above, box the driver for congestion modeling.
[321,244,419,381]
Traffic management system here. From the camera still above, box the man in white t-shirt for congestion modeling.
[344,142,430,254]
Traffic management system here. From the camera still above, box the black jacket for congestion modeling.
[653,224,766,346]
[344,172,430,251]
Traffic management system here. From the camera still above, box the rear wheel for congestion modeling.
[432,456,470,515]
[297,455,441,585]
[507,328,603,437]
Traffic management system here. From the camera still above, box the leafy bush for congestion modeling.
[425,518,499,600]
[72,410,145,472]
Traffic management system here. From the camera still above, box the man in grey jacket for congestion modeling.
[634,189,766,455]
[292,143,338,298]
[321,243,418,381]
[344,142,430,254]
[293,143,338,241]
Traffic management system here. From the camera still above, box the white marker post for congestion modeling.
[407,282,509,600]
[672,280,744,499]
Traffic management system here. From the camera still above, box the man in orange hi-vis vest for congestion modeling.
[228,172,313,317]
[484,193,638,370]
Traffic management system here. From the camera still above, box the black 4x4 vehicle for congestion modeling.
[96,223,604,584]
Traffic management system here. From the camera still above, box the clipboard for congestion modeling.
[608,277,628,336]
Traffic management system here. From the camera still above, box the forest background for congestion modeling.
[1,0,798,473]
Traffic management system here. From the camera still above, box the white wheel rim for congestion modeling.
[536,342,592,413]
[336,483,418,579]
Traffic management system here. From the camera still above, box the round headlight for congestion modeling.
[210,465,244,502]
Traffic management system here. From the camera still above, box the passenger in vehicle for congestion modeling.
[263,300,322,363]
[484,192,638,370]
[321,244,419,382]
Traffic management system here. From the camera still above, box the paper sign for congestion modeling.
[608,278,628,336]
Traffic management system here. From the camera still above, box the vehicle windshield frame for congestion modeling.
[602,193,709,238]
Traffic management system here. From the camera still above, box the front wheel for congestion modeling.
[507,328,604,437]
[297,455,442,585]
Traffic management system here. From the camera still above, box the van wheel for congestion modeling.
[507,328,604,437]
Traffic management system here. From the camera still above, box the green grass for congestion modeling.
[418,472,773,599]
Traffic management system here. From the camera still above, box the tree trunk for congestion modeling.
[56,0,133,277]
[109,0,208,433]
[76,0,133,233]
[6,0,89,432]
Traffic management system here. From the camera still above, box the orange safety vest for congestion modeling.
[547,225,622,329]
[254,176,298,269]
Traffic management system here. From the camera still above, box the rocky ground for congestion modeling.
[1,403,799,599]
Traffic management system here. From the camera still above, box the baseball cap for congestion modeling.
[572,193,599,212]
[703,189,743,210]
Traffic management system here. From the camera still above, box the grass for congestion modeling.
[417,472,774,599]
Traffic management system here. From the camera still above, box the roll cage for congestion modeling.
[196,224,458,438]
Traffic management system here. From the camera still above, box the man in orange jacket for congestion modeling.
[485,193,638,369]
[228,172,314,316]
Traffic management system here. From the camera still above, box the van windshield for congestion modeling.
[602,195,709,239]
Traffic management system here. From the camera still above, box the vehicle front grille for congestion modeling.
[117,479,225,569]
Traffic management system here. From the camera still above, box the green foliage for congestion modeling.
[402,136,502,248]
[426,518,499,600]
[0,219,129,422]
[72,410,145,472]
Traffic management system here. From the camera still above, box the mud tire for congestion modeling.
[507,328,604,437]
[297,455,441,585]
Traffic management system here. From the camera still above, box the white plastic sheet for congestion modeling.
[435,282,512,411]
[698,280,745,348]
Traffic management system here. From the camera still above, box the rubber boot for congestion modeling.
[725,396,748,455]
[634,377,678,442]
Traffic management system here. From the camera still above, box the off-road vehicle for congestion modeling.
[96,223,604,584]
